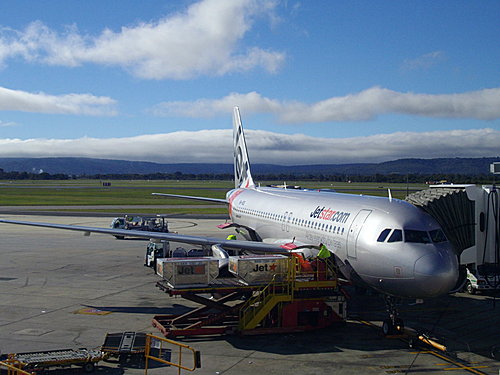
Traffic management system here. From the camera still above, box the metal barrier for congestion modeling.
[0,359,35,375]
[144,333,201,375]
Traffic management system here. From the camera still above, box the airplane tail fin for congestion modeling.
[233,107,255,189]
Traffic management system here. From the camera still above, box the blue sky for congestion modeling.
[0,0,498,165]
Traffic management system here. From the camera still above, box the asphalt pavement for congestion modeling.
[0,215,498,374]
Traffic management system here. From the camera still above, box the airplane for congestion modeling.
[0,106,459,335]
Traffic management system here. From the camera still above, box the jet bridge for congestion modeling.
[406,184,500,291]
[406,186,476,256]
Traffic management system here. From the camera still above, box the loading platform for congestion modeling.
[152,255,347,338]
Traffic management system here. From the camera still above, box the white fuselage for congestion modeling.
[227,187,459,299]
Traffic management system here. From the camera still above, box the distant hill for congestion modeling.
[0,157,497,176]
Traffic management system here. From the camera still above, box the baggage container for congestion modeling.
[158,258,219,287]
[228,255,288,284]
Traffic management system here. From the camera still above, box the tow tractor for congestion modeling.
[144,240,171,268]
[152,252,347,338]
[110,214,169,239]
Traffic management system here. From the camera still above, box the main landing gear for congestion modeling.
[382,296,404,335]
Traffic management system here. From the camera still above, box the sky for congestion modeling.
[0,0,499,165]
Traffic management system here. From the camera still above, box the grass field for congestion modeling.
[0,179,428,214]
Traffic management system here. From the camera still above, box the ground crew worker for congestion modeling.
[226,234,237,240]
[317,243,331,259]
[315,244,332,280]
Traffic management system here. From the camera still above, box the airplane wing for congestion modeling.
[0,218,288,254]
[152,192,227,204]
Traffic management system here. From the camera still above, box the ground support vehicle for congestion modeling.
[101,332,201,373]
[110,215,169,239]
[101,332,146,364]
[152,255,347,338]
[463,264,500,294]
[0,348,104,373]
[144,240,170,268]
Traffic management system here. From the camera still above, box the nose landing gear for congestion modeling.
[383,296,405,335]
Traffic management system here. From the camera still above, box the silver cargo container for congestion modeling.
[157,258,219,287]
[228,255,289,284]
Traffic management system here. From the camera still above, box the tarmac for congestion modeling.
[0,214,499,374]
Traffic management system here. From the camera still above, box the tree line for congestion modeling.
[0,169,69,180]
[0,168,496,184]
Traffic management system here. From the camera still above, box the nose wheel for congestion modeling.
[382,317,404,335]
[383,296,404,335]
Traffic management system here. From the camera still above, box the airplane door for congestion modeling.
[347,209,372,258]
[281,211,288,232]
[281,211,292,232]
[286,212,293,232]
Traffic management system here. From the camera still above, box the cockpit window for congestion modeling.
[404,230,431,244]
[377,228,391,242]
[387,229,402,243]
[429,229,447,243]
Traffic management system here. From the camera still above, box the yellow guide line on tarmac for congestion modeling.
[443,366,489,371]
[357,319,490,375]
[420,351,489,375]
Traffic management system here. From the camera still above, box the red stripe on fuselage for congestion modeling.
[228,188,245,217]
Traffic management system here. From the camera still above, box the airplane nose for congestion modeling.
[414,250,458,297]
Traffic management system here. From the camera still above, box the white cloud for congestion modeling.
[152,87,500,122]
[0,120,18,127]
[401,51,446,71]
[151,91,282,117]
[0,86,117,116]
[0,0,284,79]
[0,128,497,165]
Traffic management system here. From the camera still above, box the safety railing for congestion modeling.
[239,256,299,330]
[0,359,35,375]
[144,333,200,375]
[238,274,292,330]
[293,253,338,282]
[239,254,339,330]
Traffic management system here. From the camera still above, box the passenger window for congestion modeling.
[429,229,447,243]
[377,228,391,242]
[388,229,402,243]
[404,230,431,244]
